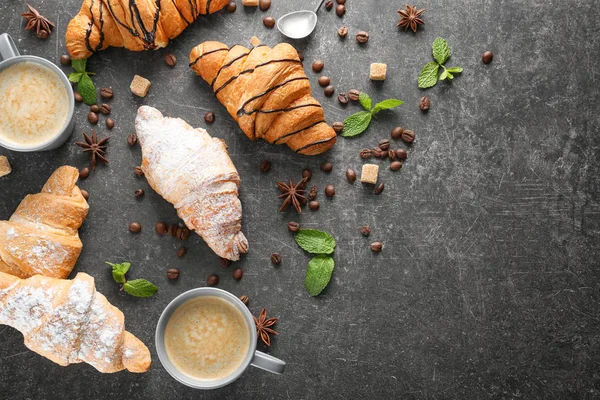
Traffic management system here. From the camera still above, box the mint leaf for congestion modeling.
[341,111,372,137]
[68,72,84,83]
[432,37,451,65]
[106,262,131,284]
[295,229,336,255]
[418,62,439,89]
[446,67,463,74]
[123,279,158,297]
[71,58,87,73]
[372,99,404,115]
[439,69,448,81]
[305,255,334,296]
[358,92,372,111]
[78,74,96,105]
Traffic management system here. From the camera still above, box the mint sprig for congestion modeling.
[106,261,157,298]
[68,58,97,105]
[294,229,337,296]
[418,37,463,89]
[342,92,403,137]
[106,262,130,284]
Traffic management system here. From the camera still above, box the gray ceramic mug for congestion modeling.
[0,33,75,151]
[156,287,286,389]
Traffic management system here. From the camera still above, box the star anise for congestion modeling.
[21,4,55,39]
[253,308,278,347]
[75,130,110,170]
[397,5,425,33]
[277,177,307,213]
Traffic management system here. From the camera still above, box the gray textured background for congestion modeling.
[1,0,600,399]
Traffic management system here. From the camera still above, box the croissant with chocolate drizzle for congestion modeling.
[189,41,337,155]
[65,0,229,60]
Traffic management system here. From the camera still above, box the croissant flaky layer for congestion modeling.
[0,271,151,373]
[66,0,229,59]
[189,41,337,155]
[135,106,248,261]
[0,166,88,279]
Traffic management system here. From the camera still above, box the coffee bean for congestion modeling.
[239,295,249,306]
[348,89,360,101]
[360,225,371,236]
[346,168,357,182]
[318,76,331,87]
[134,166,144,176]
[177,227,190,241]
[106,118,115,129]
[370,242,383,252]
[312,60,324,72]
[177,247,187,258]
[320,161,333,172]
[127,133,138,146]
[100,87,114,99]
[88,112,98,124]
[338,26,348,38]
[164,53,177,67]
[79,167,90,179]
[99,104,111,115]
[233,268,244,280]
[135,189,144,197]
[419,96,430,111]
[60,55,71,65]
[387,150,396,161]
[260,160,272,173]
[288,221,301,232]
[482,50,494,64]
[390,161,403,171]
[129,222,142,233]
[168,224,177,237]
[325,0,333,10]
[167,268,180,280]
[302,168,312,181]
[337,93,349,105]
[220,257,231,268]
[360,148,373,159]
[259,0,271,11]
[395,148,407,160]
[401,129,415,143]
[375,182,385,194]
[309,201,320,210]
[90,104,100,113]
[336,4,346,16]
[379,139,390,151]
[332,121,344,133]
[204,111,215,123]
[308,185,317,201]
[226,1,237,12]
[37,30,49,39]
[324,85,335,97]
[356,31,369,44]
[271,253,282,265]
[263,16,276,28]
[74,92,83,102]
[391,126,403,139]
[207,275,219,286]
[337,0,346,4]
[80,189,89,200]
[372,147,384,158]
[155,222,167,234]
[325,184,336,198]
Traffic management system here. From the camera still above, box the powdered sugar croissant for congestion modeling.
[135,106,248,261]
[0,166,88,279]
[0,271,151,373]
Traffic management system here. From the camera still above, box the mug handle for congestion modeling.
[251,351,286,375]
[0,33,20,61]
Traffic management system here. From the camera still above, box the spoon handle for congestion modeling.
[314,0,326,14]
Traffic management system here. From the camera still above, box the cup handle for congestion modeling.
[0,33,20,61]
[250,351,286,375]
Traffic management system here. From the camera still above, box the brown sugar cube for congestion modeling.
[130,75,152,98]
[0,156,11,177]
[242,0,259,5]
[250,36,261,47]
[370,63,387,81]
[360,164,379,184]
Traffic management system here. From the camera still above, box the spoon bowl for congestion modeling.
[277,10,318,40]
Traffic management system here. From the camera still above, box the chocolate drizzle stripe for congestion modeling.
[273,120,326,144]
[295,136,337,153]
[106,0,139,37]
[206,0,213,14]
[251,103,322,115]
[84,0,96,53]
[237,77,309,117]
[189,47,229,67]
[95,1,105,51]
[171,0,191,25]
[210,52,250,87]
[214,59,303,96]
[128,0,161,48]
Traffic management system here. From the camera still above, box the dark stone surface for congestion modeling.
[1,0,600,398]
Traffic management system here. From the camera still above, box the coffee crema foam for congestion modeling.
[0,62,69,146]
[164,296,250,381]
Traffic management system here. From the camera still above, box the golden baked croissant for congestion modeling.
[189,41,337,155]
[135,106,248,261]
[0,271,151,373]
[0,166,88,279]
[66,0,229,59]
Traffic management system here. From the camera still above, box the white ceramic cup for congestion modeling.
[0,33,75,151]
[156,287,286,390]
